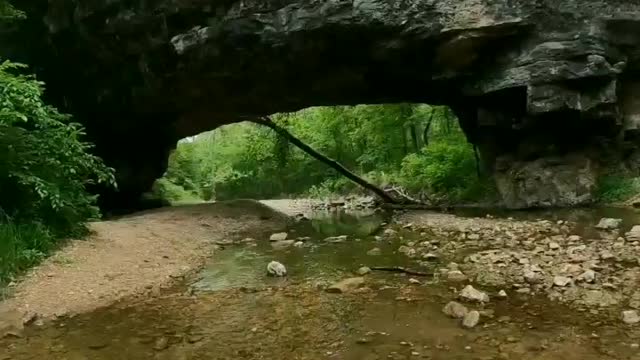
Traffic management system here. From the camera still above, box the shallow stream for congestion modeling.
[3,207,640,359]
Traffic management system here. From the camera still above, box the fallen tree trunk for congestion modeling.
[250,116,398,204]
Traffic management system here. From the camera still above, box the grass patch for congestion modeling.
[0,221,57,286]
[595,176,640,203]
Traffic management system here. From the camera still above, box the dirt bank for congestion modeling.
[0,200,288,321]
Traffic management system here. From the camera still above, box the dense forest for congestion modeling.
[153,105,495,205]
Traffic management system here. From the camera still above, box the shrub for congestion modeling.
[595,175,640,203]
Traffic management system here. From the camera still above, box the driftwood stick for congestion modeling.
[370,266,433,277]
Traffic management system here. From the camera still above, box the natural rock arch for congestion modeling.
[6,0,640,209]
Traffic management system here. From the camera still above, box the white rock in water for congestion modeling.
[293,241,305,248]
[357,266,371,275]
[324,235,348,243]
[553,276,572,287]
[498,290,508,298]
[442,301,468,319]
[595,218,622,230]
[269,232,288,241]
[267,261,287,277]
[459,285,490,303]
[462,310,480,328]
[622,310,640,324]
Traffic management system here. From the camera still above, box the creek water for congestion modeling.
[3,207,640,359]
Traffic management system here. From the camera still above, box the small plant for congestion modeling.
[595,175,640,203]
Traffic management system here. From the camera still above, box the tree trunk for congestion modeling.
[250,116,398,204]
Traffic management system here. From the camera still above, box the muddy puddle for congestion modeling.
[3,208,640,359]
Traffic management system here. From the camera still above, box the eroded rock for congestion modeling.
[596,218,622,230]
[462,311,481,329]
[267,261,287,277]
[442,301,469,319]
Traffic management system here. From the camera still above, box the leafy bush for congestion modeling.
[0,61,115,235]
[595,175,640,203]
[150,178,201,204]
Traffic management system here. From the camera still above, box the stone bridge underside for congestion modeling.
[8,0,640,209]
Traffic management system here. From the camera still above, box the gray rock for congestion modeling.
[446,270,468,282]
[553,276,572,287]
[324,235,348,243]
[357,266,372,275]
[293,241,305,248]
[577,269,596,283]
[367,247,381,256]
[497,290,508,298]
[326,277,365,294]
[266,261,287,277]
[383,228,397,237]
[269,232,288,242]
[524,270,542,284]
[622,310,640,324]
[549,242,560,250]
[459,285,490,303]
[462,311,481,329]
[422,252,439,261]
[595,218,622,230]
[626,226,640,241]
[442,301,469,319]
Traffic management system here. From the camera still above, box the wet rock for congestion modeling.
[357,266,372,275]
[383,228,397,237]
[629,291,640,309]
[446,270,468,282]
[459,285,490,303]
[549,242,560,250]
[442,301,469,319]
[266,261,287,277]
[293,241,305,248]
[367,247,381,256]
[408,278,421,285]
[553,276,572,287]
[398,245,417,257]
[324,235,348,243]
[462,311,481,328]
[422,253,439,261]
[326,277,365,293]
[622,310,640,324]
[269,232,288,241]
[271,240,295,249]
[595,218,622,230]
[577,270,596,283]
[498,290,508,298]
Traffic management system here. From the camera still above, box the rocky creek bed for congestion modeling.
[3,201,640,359]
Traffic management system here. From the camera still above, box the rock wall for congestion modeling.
[6,0,640,209]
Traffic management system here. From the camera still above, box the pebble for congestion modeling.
[622,310,640,324]
[549,242,560,250]
[577,269,596,283]
[498,290,508,298]
[422,253,439,261]
[153,337,169,351]
[442,301,469,319]
[408,278,421,284]
[462,311,480,328]
[357,266,372,275]
[459,285,490,303]
[293,241,305,248]
[266,261,287,277]
[383,228,398,237]
[269,232,288,241]
[553,276,572,287]
[367,248,382,256]
[446,270,467,282]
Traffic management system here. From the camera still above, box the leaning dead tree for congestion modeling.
[250,116,405,204]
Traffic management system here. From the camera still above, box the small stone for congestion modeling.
[383,228,398,237]
[324,235,348,243]
[498,290,508,298]
[266,261,287,277]
[422,252,439,261]
[577,269,596,283]
[357,266,372,275]
[293,241,305,248]
[459,285,490,303]
[153,337,169,351]
[326,277,365,293]
[269,232,288,241]
[462,311,480,328]
[408,278,421,284]
[553,276,572,287]
[446,270,467,282]
[549,242,560,250]
[367,247,381,256]
[516,287,531,294]
[567,235,581,242]
[524,270,541,284]
[622,310,640,324]
[600,250,615,260]
[442,301,469,318]
[595,218,622,230]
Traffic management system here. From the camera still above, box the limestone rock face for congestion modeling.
[7,0,640,209]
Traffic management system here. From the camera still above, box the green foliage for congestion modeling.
[595,175,640,203]
[0,61,115,235]
[158,104,492,204]
[0,220,53,285]
[0,58,114,285]
[150,178,201,204]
